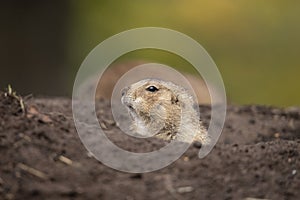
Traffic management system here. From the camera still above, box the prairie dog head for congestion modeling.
[121,79,200,140]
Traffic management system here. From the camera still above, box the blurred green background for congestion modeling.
[1,1,299,106]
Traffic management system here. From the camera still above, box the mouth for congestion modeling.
[121,96,135,112]
[122,99,137,120]
[127,104,135,112]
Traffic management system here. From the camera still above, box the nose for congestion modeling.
[121,86,129,96]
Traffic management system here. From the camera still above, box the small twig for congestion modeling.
[177,186,194,194]
[58,155,73,165]
[17,163,48,180]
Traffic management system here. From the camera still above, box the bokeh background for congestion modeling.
[1,1,299,107]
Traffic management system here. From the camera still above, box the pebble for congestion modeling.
[183,156,189,162]
[274,133,280,138]
[177,186,194,193]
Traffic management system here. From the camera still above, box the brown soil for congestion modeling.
[0,90,299,200]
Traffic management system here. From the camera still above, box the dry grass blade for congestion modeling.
[17,163,48,180]
[19,98,25,113]
[7,84,12,95]
[5,84,26,114]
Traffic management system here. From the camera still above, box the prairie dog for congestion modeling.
[121,79,209,144]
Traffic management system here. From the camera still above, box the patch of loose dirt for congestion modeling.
[0,91,299,200]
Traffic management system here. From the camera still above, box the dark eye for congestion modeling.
[146,86,159,92]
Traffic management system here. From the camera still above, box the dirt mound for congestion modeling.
[0,91,299,200]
